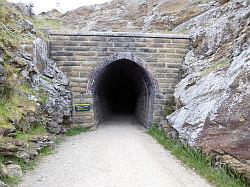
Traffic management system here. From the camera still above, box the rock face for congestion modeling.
[0,1,72,184]
[32,39,72,134]
[43,0,215,32]
[166,0,250,177]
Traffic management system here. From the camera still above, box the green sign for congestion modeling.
[75,103,91,112]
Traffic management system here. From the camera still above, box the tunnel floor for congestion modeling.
[94,59,153,126]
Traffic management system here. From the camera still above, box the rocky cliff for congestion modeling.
[167,0,249,179]
[0,1,71,185]
[46,0,212,32]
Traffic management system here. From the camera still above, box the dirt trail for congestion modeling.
[20,115,212,187]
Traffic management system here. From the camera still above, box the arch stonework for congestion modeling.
[48,31,190,128]
[87,52,159,95]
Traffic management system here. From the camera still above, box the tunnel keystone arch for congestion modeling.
[48,31,190,128]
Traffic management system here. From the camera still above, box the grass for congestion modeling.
[13,158,37,172]
[0,97,18,129]
[0,176,20,186]
[0,92,36,129]
[38,87,48,105]
[19,83,36,96]
[64,126,89,136]
[39,146,54,156]
[164,100,175,116]
[148,125,248,187]
[202,59,231,77]
[15,123,47,142]
[0,156,21,185]
[32,17,66,30]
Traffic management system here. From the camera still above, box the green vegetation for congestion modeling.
[162,29,175,34]
[0,97,19,129]
[0,0,8,23]
[0,92,35,129]
[19,83,36,96]
[148,125,248,187]
[164,100,175,116]
[13,158,37,172]
[202,59,231,77]
[0,175,20,186]
[39,146,54,156]
[38,87,48,105]
[65,126,89,136]
[16,123,47,142]
[32,17,66,30]
[0,156,21,186]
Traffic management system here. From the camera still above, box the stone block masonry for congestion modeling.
[48,31,190,128]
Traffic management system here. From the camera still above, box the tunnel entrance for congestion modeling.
[92,58,156,127]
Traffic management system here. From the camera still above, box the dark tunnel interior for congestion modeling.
[94,59,153,125]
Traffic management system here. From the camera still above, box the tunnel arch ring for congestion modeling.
[86,52,160,96]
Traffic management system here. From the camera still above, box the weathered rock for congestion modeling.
[40,0,214,32]
[0,164,8,177]
[20,19,34,33]
[0,180,7,187]
[0,63,6,85]
[32,38,72,134]
[11,2,34,17]
[1,162,22,179]
[167,0,250,178]
[31,135,54,151]
[4,164,22,178]
[162,120,179,140]
[38,9,62,19]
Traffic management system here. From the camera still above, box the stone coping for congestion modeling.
[47,30,191,39]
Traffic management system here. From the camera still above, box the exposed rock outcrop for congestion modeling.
[42,0,216,32]
[0,1,72,184]
[32,38,72,134]
[166,0,250,178]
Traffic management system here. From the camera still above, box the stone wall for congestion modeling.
[48,31,190,127]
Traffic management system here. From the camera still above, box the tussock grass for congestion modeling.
[13,158,37,172]
[38,87,48,106]
[148,125,248,187]
[65,126,89,136]
[164,100,175,116]
[0,175,20,186]
[16,123,47,142]
[32,17,66,30]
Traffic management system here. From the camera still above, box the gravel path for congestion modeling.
[20,115,212,187]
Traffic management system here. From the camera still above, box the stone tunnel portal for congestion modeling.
[49,31,190,127]
[92,59,156,127]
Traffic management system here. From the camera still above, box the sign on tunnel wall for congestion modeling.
[75,103,91,112]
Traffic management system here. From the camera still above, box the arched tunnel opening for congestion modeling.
[93,59,155,127]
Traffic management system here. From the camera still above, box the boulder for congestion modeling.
[4,164,22,178]
[0,163,22,178]
[0,164,8,177]
[0,181,7,187]
[20,19,33,32]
